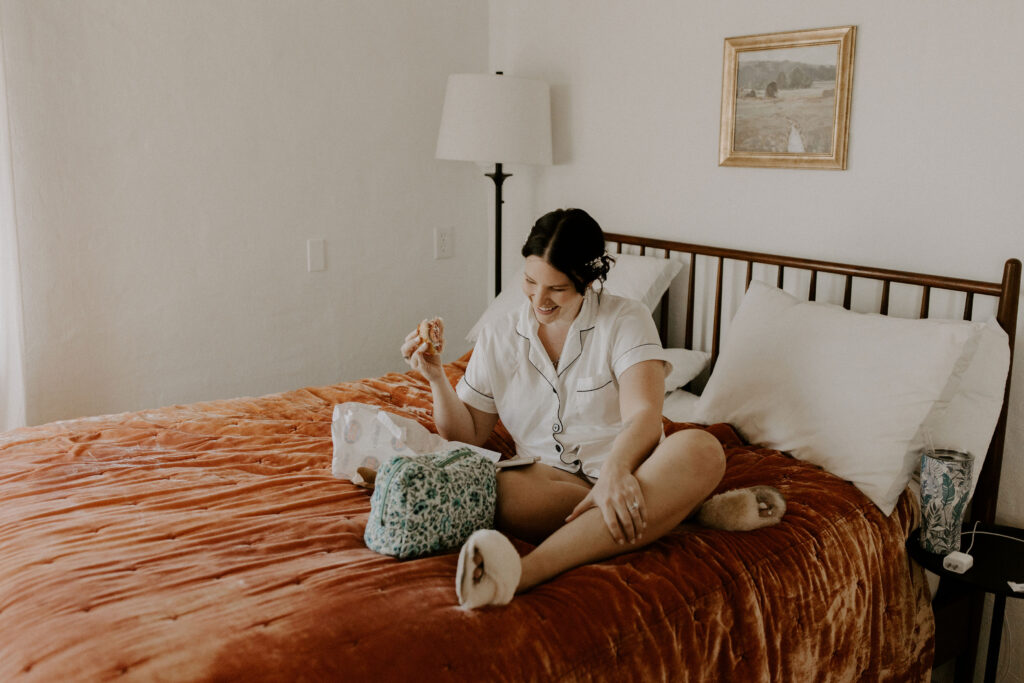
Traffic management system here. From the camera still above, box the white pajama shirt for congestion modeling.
[456,290,671,480]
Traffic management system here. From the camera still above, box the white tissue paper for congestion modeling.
[331,402,500,481]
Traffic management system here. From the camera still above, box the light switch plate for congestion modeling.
[307,239,326,271]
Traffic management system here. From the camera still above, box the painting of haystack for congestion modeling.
[733,44,838,154]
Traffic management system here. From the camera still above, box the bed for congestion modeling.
[0,234,1018,682]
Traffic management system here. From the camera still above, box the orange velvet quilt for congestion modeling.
[0,359,933,681]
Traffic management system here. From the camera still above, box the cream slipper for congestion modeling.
[456,529,522,609]
[697,485,786,531]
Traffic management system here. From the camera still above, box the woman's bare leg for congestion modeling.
[494,465,591,545]
[516,429,725,592]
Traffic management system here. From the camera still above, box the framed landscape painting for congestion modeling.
[719,26,856,170]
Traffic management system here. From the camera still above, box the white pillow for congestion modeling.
[695,281,988,516]
[662,348,712,392]
[663,389,701,423]
[912,318,1009,499]
[604,253,683,311]
[466,253,682,342]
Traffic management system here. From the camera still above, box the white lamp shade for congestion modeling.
[436,74,552,166]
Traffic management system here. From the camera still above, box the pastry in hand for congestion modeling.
[418,317,445,355]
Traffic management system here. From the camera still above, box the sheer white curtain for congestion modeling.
[0,19,26,431]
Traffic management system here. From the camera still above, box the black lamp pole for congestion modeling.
[485,162,511,297]
[485,70,512,298]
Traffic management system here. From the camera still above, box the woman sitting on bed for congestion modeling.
[402,208,728,609]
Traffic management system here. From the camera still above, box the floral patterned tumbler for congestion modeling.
[919,448,973,555]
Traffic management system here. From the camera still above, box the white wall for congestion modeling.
[2,0,490,425]
[490,2,1023,681]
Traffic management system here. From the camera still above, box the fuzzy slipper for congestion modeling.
[697,485,786,531]
[456,529,522,609]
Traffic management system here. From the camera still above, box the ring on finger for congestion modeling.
[630,499,640,511]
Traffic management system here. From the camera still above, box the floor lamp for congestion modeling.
[436,73,552,297]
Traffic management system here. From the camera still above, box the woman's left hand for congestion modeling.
[565,464,647,545]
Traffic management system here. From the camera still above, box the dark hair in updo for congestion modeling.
[520,208,614,294]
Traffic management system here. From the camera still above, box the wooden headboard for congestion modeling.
[604,231,1021,527]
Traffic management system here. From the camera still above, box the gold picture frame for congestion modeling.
[719,25,856,170]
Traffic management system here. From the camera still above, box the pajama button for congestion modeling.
[552,423,561,433]
[555,444,563,454]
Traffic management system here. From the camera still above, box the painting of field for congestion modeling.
[733,45,838,154]
[734,83,836,153]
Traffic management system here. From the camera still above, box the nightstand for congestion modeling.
[908,523,1024,683]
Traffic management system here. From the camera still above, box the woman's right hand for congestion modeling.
[401,328,445,384]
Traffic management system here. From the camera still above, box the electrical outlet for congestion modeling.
[434,228,453,259]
